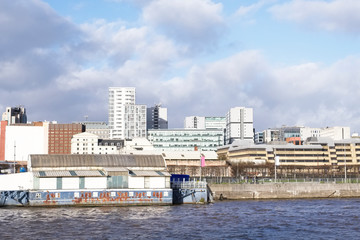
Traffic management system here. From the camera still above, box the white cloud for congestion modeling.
[0,0,80,59]
[235,1,266,17]
[269,0,360,33]
[142,0,225,52]
[2,0,360,134]
[106,0,155,7]
[77,20,150,65]
[153,51,360,131]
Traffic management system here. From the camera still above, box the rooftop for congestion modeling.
[30,154,166,169]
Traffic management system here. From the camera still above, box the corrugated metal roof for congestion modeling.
[102,167,128,172]
[33,171,72,177]
[131,170,170,177]
[33,170,105,177]
[159,171,171,177]
[30,154,166,168]
[76,170,105,176]
[103,167,128,176]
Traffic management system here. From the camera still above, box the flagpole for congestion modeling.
[199,148,202,182]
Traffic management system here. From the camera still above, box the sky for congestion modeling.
[1,0,360,133]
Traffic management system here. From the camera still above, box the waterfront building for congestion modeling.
[147,104,168,130]
[108,87,146,139]
[75,121,110,139]
[48,123,85,154]
[0,154,172,206]
[217,137,360,178]
[147,129,224,151]
[2,106,27,125]
[71,132,123,155]
[225,107,254,144]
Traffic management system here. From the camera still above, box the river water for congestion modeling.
[1,198,360,239]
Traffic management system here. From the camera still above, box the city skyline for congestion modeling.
[1,0,360,133]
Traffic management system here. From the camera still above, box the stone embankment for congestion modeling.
[209,183,360,200]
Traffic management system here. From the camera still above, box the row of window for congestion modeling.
[279,160,330,163]
[76,147,115,151]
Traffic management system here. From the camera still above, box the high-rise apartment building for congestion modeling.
[147,104,168,130]
[226,107,254,144]
[2,106,27,125]
[108,87,146,139]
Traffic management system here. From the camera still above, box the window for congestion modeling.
[56,177,62,190]
[79,177,85,189]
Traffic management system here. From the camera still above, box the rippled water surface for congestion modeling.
[1,198,360,239]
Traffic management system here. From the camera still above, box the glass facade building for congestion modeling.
[147,129,224,151]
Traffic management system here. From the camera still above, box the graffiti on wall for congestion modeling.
[0,191,29,206]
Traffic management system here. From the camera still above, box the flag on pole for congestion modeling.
[201,155,206,167]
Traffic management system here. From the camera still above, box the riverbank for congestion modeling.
[209,182,360,200]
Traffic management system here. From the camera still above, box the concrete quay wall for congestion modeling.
[209,183,360,200]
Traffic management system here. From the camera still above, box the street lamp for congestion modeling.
[275,156,280,182]
[344,143,347,183]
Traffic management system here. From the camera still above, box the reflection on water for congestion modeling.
[1,199,360,239]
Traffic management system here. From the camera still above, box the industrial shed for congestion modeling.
[22,154,171,191]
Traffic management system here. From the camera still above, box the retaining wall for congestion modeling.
[209,183,360,200]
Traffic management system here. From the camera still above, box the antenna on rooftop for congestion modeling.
[84,115,88,121]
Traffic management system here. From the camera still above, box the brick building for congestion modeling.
[48,123,85,154]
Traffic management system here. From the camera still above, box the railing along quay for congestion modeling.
[196,177,360,184]
[171,179,207,189]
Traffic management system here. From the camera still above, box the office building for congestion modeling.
[147,129,224,151]
[48,123,85,154]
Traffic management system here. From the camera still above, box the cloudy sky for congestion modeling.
[1,0,360,133]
